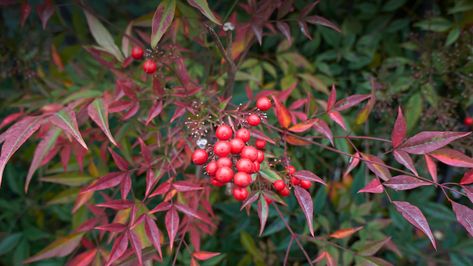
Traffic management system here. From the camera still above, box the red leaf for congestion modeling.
[36,0,54,29]
[461,169,473,185]
[96,200,134,210]
[294,186,314,236]
[344,153,360,177]
[128,230,143,266]
[145,100,163,125]
[277,82,297,103]
[358,178,384,194]
[329,226,363,239]
[0,116,42,188]
[383,175,430,191]
[24,232,84,264]
[120,173,132,200]
[326,85,337,111]
[272,95,291,128]
[174,203,211,225]
[334,94,371,112]
[0,111,24,130]
[149,201,172,214]
[149,181,172,198]
[257,196,269,236]
[165,207,179,250]
[313,251,335,266]
[276,21,291,43]
[239,192,260,211]
[463,186,473,203]
[361,153,391,181]
[285,135,311,146]
[300,0,320,17]
[424,155,437,183]
[250,129,276,144]
[66,249,97,266]
[151,0,176,48]
[88,98,118,146]
[108,148,129,171]
[328,111,347,130]
[144,216,163,259]
[399,131,471,155]
[172,181,203,192]
[95,223,127,233]
[20,3,32,27]
[293,170,326,185]
[170,107,186,123]
[451,201,473,237]
[193,251,220,261]
[306,15,341,32]
[83,172,124,193]
[393,201,436,250]
[312,118,333,145]
[393,150,418,176]
[106,233,128,266]
[288,119,316,133]
[391,107,406,148]
[429,148,473,168]
[51,109,88,150]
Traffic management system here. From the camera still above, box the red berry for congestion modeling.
[131,46,144,60]
[217,157,232,168]
[206,160,217,176]
[241,146,258,161]
[273,180,285,191]
[233,172,252,187]
[192,149,208,165]
[210,178,225,187]
[235,128,251,142]
[291,176,301,185]
[236,158,254,173]
[214,141,231,157]
[255,139,266,149]
[279,187,290,197]
[256,150,264,163]
[287,165,296,175]
[230,138,245,154]
[264,196,273,205]
[143,59,157,74]
[465,117,473,126]
[232,187,249,201]
[253,162,260,172]
[256,97,272,111]
[300,180,312,189]
[215,166,234,183]
[247,114,261,126]
[216,124,233,140]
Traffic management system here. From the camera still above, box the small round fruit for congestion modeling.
[235,128,251,142]
[253,162,260,172]
[255,139,266,149]
[131,46,144,60]
[256,150,264,163]
[247,114,261,126]
[215,166,234,183]
[273,180,285,191]
[256,97,272,111]
[230,138,245,154]
[214,141,231,157]
[192,149,208,165]
[279,187,290,197]
[216,124,233,140]
[210,178,225,187]
[233,172,252,187]
[241,146,258,161]
[232,187,249,201]
[291,176,301,186]
[236,158,254,173]
[300,180,312,189]
[264,196,273,205]
[143,59,157,74]
[465,117,473,126]
[287,165,296,175]
[217,157,232,168]
[206,160,217,176]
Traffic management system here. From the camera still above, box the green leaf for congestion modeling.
[84,10,123,62]
[259,162,282,182]
[414,17,452,32]
[405,93,423,132]
[40,172,93,186]
[382,0,407,11]
[51,109,88,149]
[23,232,84,263]
[445,27,461,46]
[87,98,117,146]
[187,0,221,25]
[151,0,176,48]
[356,237,391,256]
[0,233,22,256]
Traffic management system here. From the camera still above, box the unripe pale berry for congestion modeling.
[233,172,252,187]
[214,141,231,157]
[131,46,144,60]
[255,139,266,149]
[256,97,272,111]
[206,160,217,176]
[241,146,258,161]
[273,180,285,191]
[247,114,261,126]
[235,128,251,142]
[232,186,249,201]
[216,124,233,140]
[215,166,234,183]
[230,138,245,154]
[217,157,232,168]
[143,59,157,74]
[192,149,208,165]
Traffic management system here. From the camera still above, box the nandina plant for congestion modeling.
[1,1,472,265]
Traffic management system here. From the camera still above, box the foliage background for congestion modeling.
[1,0,472,265]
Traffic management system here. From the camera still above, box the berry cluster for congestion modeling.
[131,46,157,74]
[272,165,312,197]
[192,97,272,201]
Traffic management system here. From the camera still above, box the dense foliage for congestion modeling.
[1,0,473,265]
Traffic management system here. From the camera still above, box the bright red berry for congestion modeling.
[256,97,272,111]
[300,180,312,189]
[216,124,233,140]
[256,150,264,163]
[143,59,157,74]
[230,138,245,154]
[291,176,301,186]
[215,166,234,183]
[233,172,252,187]
[279,187,290,197]
[465,117,473,126]
[236,158,254,173]
[287,165,296,175]
[264,196,273,205]
[247,114,261,126]
[241,146,258,161]
[206,160,217,176]
[131,46,144,60]
[253,161,260,172]
[217,157,232,168]
[273,180,285,191]
[214,141,231,157]
[235,128,251,142]
[210,178,225,187]
[232,187,249,201]
[255,139,266,149]
[192,149,208,165]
